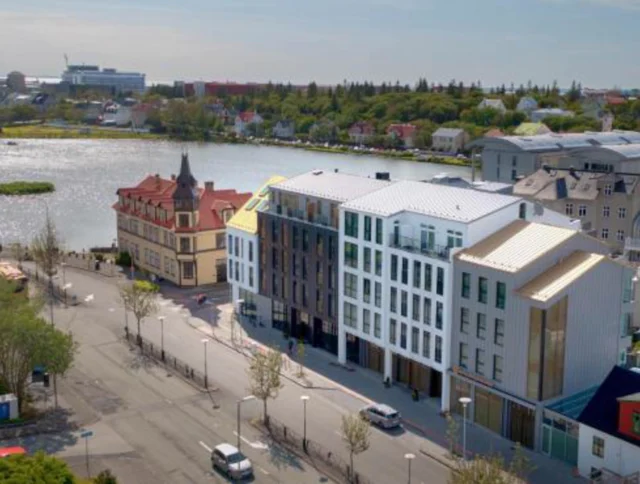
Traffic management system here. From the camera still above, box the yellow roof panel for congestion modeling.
[517,251,606,303]
[227,175,286,234]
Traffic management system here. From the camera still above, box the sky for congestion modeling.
[0,0,638,88]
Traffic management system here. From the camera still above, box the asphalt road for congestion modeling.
[13,264,449,484]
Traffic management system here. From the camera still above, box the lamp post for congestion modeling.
[62,283,72,307]
[404,453,415,484]
[237,395,256,450]
[60,262,66,301]
[201,339,209,388]
[459,396,472,461]
[158,316,166,361]
[301,395,310,451]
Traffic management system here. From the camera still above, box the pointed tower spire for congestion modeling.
[172,152,199,211]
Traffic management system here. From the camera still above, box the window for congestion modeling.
[344,272,358,299]
[493,355,503,382]
[436,268,444,296]
[363,247,372,273]
[302,257,308,280]
[316,290,323,312]
[391,255,398,281]
[249,267,254,287]
[183,261,194,279]
[511,169,517,181]
[363,278,371,303]
[436,302,443,330]
[374,282,382,308]
[400,291,408,317]
[302,284,308,306]
[565,203,573,216]
[316,261,323,286]
[235,237,240,257]
[389,319,397,344]
[459,343,468,369]
[400,323,407,349]
[228,259,233,280]
[478,277,488,303]
[317,233,324,256]
[401,258,409,284]
[364,216,372,241]
[494,318,504,346]
[421,224,435,251]
[423,297,432,325]
[476,313,487,339]
[619,207,627,219]
[476,349,485,375]
[328,293,334,317]
[632,412,640,435]
[462,272,470,299]
[496,282,506,310]
[435,336,442,363]
[344,302,358,329]
[519,202,527,219]
[422,331,431,358]
[604,184,612,196]
[180,237,191,252]
[592,436,605,458]
[411,327,419,353]
[460,307,470,334]
[228,234,233,251]
[328,235,335,259]
[447,230,463,248]
[412,294,420,321]
[601,228,609,240]
[178,213,190,228]
[390,287,398,313]
[603,206,610,218]
[375,250,382,276]
[424,263,432,292]
[413,261,421,288]
[248,241,254,262]
[345,211,359,237]
[292,226,299,249]
[617,230,625,242]
[363,309,371,334]
[374,313,381,338]
[271,220,279,243]
[375,218,383,244]
[578,205,587,217]
[344,242,359,268]
[302,229,309,251]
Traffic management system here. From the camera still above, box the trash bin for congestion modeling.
[43,373,50,388]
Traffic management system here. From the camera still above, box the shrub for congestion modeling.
[0,181,55,196]
[115,251,132,267]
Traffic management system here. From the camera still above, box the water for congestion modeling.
[0,140,471,250]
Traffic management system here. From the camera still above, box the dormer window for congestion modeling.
[178,214,190,228]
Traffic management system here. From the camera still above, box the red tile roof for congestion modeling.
[114,175,251,231]
[237,111,259,123]
[386,123,417,139]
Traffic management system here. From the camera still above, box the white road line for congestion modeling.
[199,441,212,453]
[232,432,269,450]
[258,467,270,475]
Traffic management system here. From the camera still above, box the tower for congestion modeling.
[172,153,199,228]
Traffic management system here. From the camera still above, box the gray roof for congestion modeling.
[342,180,521,222]
[433,127,464,137]
[475,130,640,152]
[272,170,391,202]
[599,143,640,160]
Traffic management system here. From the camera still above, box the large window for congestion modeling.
[412,294,420,321]
[478,277,488,303]
[435,336,442,363]
[344,302,358,328]
[411,327,419,353]
[363,309,371,334]
[462,272,470,299]
[302,229,309,251]
[363,278,371,303]
[592,436,605,458]
[423,297,432,325]
[400,323,407,349]
[400,291,408,317]
[272,301,288,330]
[436,302,443,329]
[390,287,398,313]
[496,282,506,310]
[476,349,485,376]
[477,313,487,339]
[401,258,409,284]
[363,247,372,273]
[344,272,358,299]
[424,263,432,292]
[344,242,359,268]
[436,267,444,295]
[459,343,468,368]
[391,255,398,281]
[495,319,505,346]
[183,261,194,279]
[374,313,381,338]
[423,331,431,358]
[375,250,382,276]
[460,307,470,334]
[364,216,372,241]
[493,355,503,382]
[413,261,421,288]
[375,282,382,308]
[389,319,397,345]
[248,241,254,262]
[345,211,359,238]
[375,218,383,244]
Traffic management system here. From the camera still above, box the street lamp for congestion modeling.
[62,283,72,307]
[300,395,310,451]
[237,395,256,450]
[201,339,209,389]
[459,396,472,461]
[158,316,166,361]
[404,453,415,484]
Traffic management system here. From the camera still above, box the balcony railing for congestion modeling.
[388,234,450,261]
[626,237,640,252]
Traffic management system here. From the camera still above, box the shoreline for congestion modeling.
[1,125,473,168]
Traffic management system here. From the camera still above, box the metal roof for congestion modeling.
[226,175,286,234]
[433,127,464,137]
[546,385,599,420]
[456,220,577,272]
[272,170,391,203]
[599,143,640,159]
[477,130,640,152]
[342,180,521,222]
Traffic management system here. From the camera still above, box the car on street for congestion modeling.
[359,403,401,429]
[211,443,253,480]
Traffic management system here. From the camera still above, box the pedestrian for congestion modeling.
[288,339,294,356]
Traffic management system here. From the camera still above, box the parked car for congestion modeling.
[211,443,253,480]
[359,403,401,429]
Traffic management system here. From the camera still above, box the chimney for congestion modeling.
[205,181,214,192]
[171,174,176,181]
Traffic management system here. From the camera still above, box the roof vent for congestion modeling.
[312,170,323,176]
[334,168,339,173]
[456,205,460,210]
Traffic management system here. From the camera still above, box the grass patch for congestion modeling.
[0,181,55,195]
[0,124,162,140]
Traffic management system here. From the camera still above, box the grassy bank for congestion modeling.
[0,124,161,140]
[0,181,55,195]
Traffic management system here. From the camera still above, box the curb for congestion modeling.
[418,448,457,471]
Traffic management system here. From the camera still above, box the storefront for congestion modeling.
[392,353,442,397]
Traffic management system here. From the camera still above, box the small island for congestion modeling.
[0,181,55,196]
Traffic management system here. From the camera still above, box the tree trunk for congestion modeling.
[350,451,354,482]
[136,318,142,346]
[263,399,269,426]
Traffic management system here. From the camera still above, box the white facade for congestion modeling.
[578,424,640,480]
[62,66,145,93]
[234,113,264,136]
[226,228,259,301]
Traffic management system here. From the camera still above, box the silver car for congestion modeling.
[211,443,253,480]
[359,403,401,429]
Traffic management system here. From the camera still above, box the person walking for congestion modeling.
[288,339,294,356]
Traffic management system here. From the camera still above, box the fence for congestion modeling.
[263,416,374,484]
[21,266,81,306]
[62,253,117,277]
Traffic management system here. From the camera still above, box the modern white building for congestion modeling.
[62,65,145,93]
[226,176,286,319]
[337,180,542,410]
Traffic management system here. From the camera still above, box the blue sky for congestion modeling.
[1,0,638,88]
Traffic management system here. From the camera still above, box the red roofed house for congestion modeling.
[386,123,417,148]
[348,121,375,145]
[234,111,264,136]
[113,154,251,286]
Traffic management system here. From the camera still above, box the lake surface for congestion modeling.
[0,140,471,250]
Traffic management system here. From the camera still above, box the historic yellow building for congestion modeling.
[113,154,251,286]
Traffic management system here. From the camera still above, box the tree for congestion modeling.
[340,413,371,482]
[445,414,460,458]
[94,469,118,484]
[449,444,534,484]
[0,452,77,483]
[9,242,26,269]
[119,280,159,345]
[247,347,282,424]
[0,279,76,412]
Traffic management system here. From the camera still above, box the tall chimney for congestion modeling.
[205,181,214,192]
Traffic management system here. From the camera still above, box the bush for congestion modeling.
[115,251,131,267]
[94,469,118,484]
[0,181,55,196]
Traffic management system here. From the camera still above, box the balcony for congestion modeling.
[388,234,450,261]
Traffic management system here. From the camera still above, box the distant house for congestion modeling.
[386,123,417,148]
[234,111,264,136]
[484,128,504,138]
[348,121,375,145]
[513,122,551,136]
[530,108,574,122]
[478,98,507,113]
[272,120,295,139]
[516,96,538,115]
[431,127,469,153]
[309,120,338,143]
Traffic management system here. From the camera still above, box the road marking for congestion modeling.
[233,432,269,450]
[258,467,269,475]
[199,441,212,453]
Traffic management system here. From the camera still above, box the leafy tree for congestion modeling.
[119,280,159,345]
[10,104,38,122]
[246,347,282,424]
[445,415,460,458]
[449,444,534,484]
[0,452,77,483]
[340,413,371,482]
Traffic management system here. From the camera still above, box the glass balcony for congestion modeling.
[388,234,450,261]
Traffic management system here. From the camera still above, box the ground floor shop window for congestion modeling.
[449,377,471,416]
[272,300,288,331]
[542,412,578,466]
